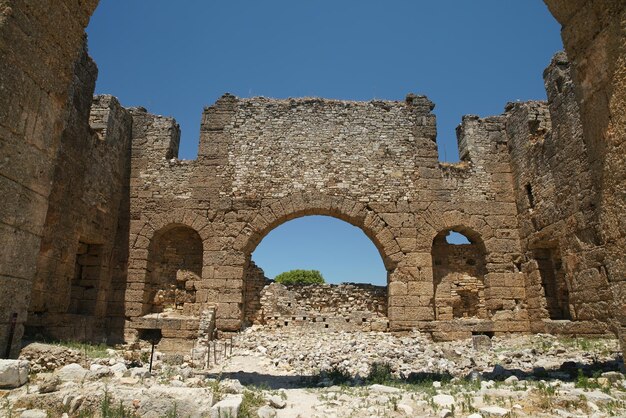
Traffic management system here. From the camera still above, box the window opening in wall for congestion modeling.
[525,183,535,208]
[534,247,570,320]
[446,231,471,245]
[432,229,487,320]
[69,241,103,315]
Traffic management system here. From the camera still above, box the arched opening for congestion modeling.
[144,224,202,316]
[242,215,389,331]
[431,228,487,320]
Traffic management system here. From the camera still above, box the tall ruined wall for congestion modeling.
[506,53,612,336]
[208,95,438,201]
[0,0,98,357]
[27,90,133,342]
[126,93,526,340]
[544,1,626,345]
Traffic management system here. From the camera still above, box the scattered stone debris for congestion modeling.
[20,343,85,373]
[0,331,624,417]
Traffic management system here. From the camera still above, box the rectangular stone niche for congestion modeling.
[69,242,103,315]
[534,247,570,320]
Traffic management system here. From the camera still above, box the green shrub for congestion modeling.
[274,269,325,285]
[238,390,265,418]
[366,362,394,384]
[324,365,353,385]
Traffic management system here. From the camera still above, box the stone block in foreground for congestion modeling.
[0,359,29,388]
[210,394,243,418]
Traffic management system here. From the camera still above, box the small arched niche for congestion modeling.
[431,228,487,320]
[144,224,202,315]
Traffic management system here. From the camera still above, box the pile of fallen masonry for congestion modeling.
[233,326,622,381]
[0,330,625,417]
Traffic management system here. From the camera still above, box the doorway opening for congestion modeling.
[533,247,570,320]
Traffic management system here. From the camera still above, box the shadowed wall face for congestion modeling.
[544,1,626,346]
[0,0,98,357]
[26,90,133,343]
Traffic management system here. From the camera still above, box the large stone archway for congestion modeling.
[0,0,624,357]
[229,194,403,330]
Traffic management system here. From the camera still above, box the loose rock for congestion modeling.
[0,360,29,388]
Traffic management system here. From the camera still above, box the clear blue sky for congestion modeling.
[86,1,562,285]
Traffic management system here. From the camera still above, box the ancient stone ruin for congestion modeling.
[0,1,625,363]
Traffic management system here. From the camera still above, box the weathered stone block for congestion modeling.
[0,360,29,388]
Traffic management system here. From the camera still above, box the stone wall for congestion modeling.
[432,233,487,321]
[544,0,626,353]
[125,92,526,340]
[145,226,202,316]
[0,0,98,357]
[26,90,133,343]
[243,261,271,326]
[505,53,612,336]
[255,282,388,332]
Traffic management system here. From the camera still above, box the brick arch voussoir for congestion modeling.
[234,193,400,271]
[142,210,204,248]
[425,209,491,250]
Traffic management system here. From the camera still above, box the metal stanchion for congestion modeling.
[4,313,17,359]
[205,341,210,369]
[149,339,156,373]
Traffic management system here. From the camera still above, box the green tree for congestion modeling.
[274,269,325,285]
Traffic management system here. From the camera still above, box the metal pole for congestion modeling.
[206,342,210,369]
[213,341,217,365]
[230,338,233,356]
[4,313,17,359]
[149,340,155,373]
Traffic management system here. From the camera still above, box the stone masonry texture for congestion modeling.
[0,1,624,358]
[256,282,389,332]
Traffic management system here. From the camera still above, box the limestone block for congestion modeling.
[56,363,91,382]
[404,252,433,267]
[19,410,48,418]
[404,307,435,321]
[388,281,407,296]
[472,335,492,350]
[210,394,243,418]
[432,394,455,408]
[0,359,29,388]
